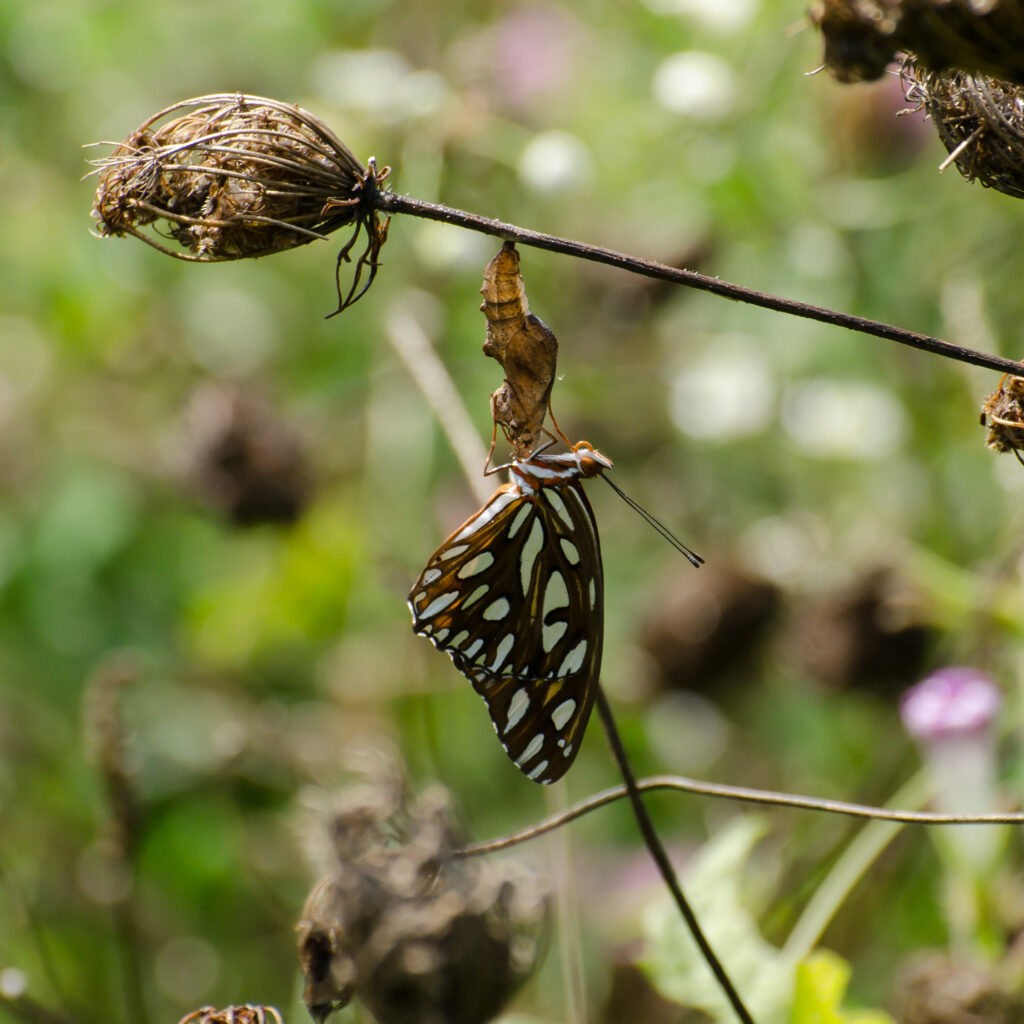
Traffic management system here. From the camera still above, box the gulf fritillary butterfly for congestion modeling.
[409,440,702,784]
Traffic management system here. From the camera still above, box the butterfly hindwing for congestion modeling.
[409,475,604,783]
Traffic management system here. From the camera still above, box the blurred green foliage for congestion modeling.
[3,0,1024,1022]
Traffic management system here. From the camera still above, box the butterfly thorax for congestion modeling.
[510,441,613,496]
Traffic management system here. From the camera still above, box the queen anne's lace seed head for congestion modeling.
[89,93,390,311]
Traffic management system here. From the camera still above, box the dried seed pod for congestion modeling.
[89,93,390,312]
[901,58,1024,199]
[982,373,1024,458]
[184,382,313,527]
[298,781,549,1024]
[811,0,1024,86]
[179,1007,283,1024]
[892,953,1024,1024]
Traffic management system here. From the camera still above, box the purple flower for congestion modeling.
[900,667,1002,741]
[900,667,1005,874]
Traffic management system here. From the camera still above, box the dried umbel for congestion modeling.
[811,0,1024,86]
[902,58,1024,199]
[981,373,1024,460]
[297,782,549,1024]
[89,93,390,312]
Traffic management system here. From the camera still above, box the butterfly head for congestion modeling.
[571,441,613,478]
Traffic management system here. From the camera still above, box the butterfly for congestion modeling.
[409,440,702,784]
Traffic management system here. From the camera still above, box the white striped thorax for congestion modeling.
[509,441,613,496]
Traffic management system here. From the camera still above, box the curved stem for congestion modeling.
[457,772,1022,857]
[593,687,756,1024]
[376,192,1023,377]
[782,773,929,962]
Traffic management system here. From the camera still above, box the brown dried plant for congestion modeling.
[479,242,561,460]
[88,93,390,312]
[297,780,548,1024]
[178,1007,283,1024]
[811,0,1024,85]
[901,57,1024,200]
[982,373,1024,461]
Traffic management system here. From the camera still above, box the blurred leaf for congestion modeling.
[639,816,794,1023]
[791,951,896,1024]
[185,498,361,669]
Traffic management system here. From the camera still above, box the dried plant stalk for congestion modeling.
[89,93,389,311]
[480,242,560,460]
[901,58,1024,199]
[811,0,1024,85]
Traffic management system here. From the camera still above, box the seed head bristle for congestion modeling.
[901,57,1024,201]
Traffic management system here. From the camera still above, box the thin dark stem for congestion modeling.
[458,772,1022,857]
[376,192,1023,377]
[0,994,85,1024]
[593,687,755,1024]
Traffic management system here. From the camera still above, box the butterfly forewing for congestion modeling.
[409,472,603,784]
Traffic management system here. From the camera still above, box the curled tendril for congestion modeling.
[325,158,392,318]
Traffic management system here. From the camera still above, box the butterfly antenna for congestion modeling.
[601,475,704,567]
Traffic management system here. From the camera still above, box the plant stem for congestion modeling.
[458,770,1017,857]
[593,686,756,1024]
[376,192,1023,377]
[782,772,930,961]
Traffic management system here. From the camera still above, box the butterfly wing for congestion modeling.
[409,478,603,783]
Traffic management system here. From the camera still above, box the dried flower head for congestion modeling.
[89,93,390,312]
[298,780,549,1024]
[811,0,1024,86]
[184,382,313,526]
[179,1007,283,1024]
[981,373,1024,461]
[893,953,1024,1024]
[902,58,1024,200]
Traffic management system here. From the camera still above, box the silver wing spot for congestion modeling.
[422,568,442,584]
[457,551,495,579]
[434,627,450,642]
[419,591,459,619]
[519,517,545,597]
[542,570,569,617]
[507,502,532,540]
[516,733,544,766]
[588,578,596,608]
[490,633,515,672]
[454,490,519,541]
[527,760,549,781]
[552,698,577,730]
[463,638,484,659]
[544,489,576,531]
[505,687,530,733]
[557,638,588,676]
[542,621,567,652]
[483,597,511,621]
[450,630,470,649]
[464,584,489,607]
[439,543,469,560]
[559,538,580,565]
